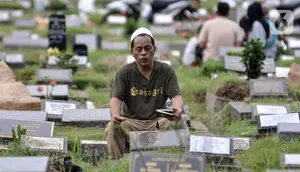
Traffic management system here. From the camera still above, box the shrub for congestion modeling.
[123,19,138,38]
[55,52,79,74]
[45,0,67,11]
[94,63,110,73]
[199,59,224,77]
[0,1,24,10]
[241,38,266,80]
[13,65,37,84]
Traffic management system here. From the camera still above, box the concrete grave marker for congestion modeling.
[250,78,288,97]
[15,19,36,28]
[277,123,300,141]
[187,135,233,158]
[74,34,101,52]
[130,129,189,151]
[0,156,49,172]
[11,30,31,38]
[294,50,300,57]
[232,137,252,151]
[0,11,10,23]
[73,55,88,67]
[287,38,300,49]
[280,55,295,61]
[0,110,46,121]
[280,154,300,168]
[36,69,72,84]
[101,40,128,51]
[3,37,49,49]
[258,113,300,133]
[107,15,127,25]
[66,14,81,28]
[21,136,67,153]
[130,152,206,172]
[0,52,6,60]
[0,118,54,138]
[27,85,69,101]
[150,25,176,36]
[62,108,111,127]
[44,100,77,120]
[153,13,174,25]
[229,101,251,122]
[251,103,290,120]
[80,140,109,163]
[276,67,290,78]
[4,53,25,67]
[86,101,95,109]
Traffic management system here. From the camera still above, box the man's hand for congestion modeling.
[111,115,126,125]
[172,107,182,120]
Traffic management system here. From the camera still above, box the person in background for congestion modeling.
[182,25,203,67]
[198,2,244,61]
[247,2,277,59]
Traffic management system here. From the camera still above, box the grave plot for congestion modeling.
[41,99,78,121]
[0,156,50,172]
[27,84,69,101]
[80,140,109,164]
[249,78,288,98]
[0,110,46,121]
[62,108,111,128]
[0,118,54,138]
[36,69,72,84]
[130,152,206,172]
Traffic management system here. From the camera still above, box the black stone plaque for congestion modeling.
[129,129,189,151]
[130,152,206,172]
[0,156,49,172]
[250,78,288,97]
[48,14,66,51]
[0,118,54,138]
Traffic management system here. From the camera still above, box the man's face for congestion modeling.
[131,35,155,68]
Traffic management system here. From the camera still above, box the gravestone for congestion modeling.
[48,14,66,51]
[86,101,95,109]
[42,100,77,120]
[21,136,67,153]
[257,113,300,133]
[229,101,251,122]
[107,28,123,37]
[232,137,252,152]
[11,30,31,38]
[62,108,111,127]
[2,37,49,49]
[0,156,49,172]
[0,11,10,23]
[36,69,72,84]
[287,38,300,50]
[15,19,35,28]
[294,50,300,57]
[73,55,88,67]
[169,41,187,58]
[130,152,206,172]
[277,123,300,141]
[280,55,295,61]
[251,104,290,120]
[280,154,300,168]
[27,85,69,101]
[78,0,95,13]
[73,34,101,52]
[66,14,81,28]
[153,13,174,25]
[0,110,46,121]
[250,78,288,97]
[262,58,276,73]
[101,40,128,51]
[0,52,6,60]
[129,129,189,151]
[47,55,59,66]
[206,92,230,114]
[107,15,127,25]
[150,25,176,36]
[0,118,54,138]
[4,53,25,68]
[80,140,108,163]
[187,135,233,158]
[276,67,290,78]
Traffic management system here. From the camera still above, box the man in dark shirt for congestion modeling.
[105,27,187,160]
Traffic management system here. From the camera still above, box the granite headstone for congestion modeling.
[21,135,67,153]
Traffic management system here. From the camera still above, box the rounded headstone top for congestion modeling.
[0,61,16,84]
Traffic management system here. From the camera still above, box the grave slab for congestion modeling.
[250,78,288,97]
[153,13,174,25]
[232,137,252,152]
[251,103,290,120]
[101,40,128,51]
[107,15,127,25]
[21,135,67,153]
[0,110,46,121]
[280,153,300,168]
[73,34,101,52]
[27,85,69,101]
[4,53,25,68]
[150,25,176,36]
[129,129,189,151]
[2,37,49,49]
[0,118,54,138]
[36,69,72,84]
[62,108,111,127]
[73,55,88,67]
[0,52,6,60]
[277,123,300,141]
[130,152,206,172]
[229,101,251,122]
[187,135,234,158]
[276,67,290,78]
[206,92,230,114]
[11,30,31,38]
[0,156,49,172]
[14,19,36,28]
[258,113,300,133]
[42,100,78,120]
[280,55,295,61]
[86,101,95,109]
[80,140,109,163]
[0,11,11,23]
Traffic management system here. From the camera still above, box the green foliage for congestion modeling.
[72,137,80,154]
[94,63,111,73]
[88,13,102,25]
[123,19,138,38]
[56,52,79,74]
[73,72,109,90]
[276,59,300,67]
[0,1,24,10]
[45,0,67,11]
[199,59,224,77]
[226,50,243,57]
[13,65,38,84]
[11,124,27,143]
[241,38,266,80]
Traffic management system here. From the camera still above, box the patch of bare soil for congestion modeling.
[215,82,249,101]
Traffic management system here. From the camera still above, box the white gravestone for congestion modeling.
[45,102,76,116]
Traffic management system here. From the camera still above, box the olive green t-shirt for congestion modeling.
[109,60,181,120]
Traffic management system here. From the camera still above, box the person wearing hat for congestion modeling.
[105,27,187,160]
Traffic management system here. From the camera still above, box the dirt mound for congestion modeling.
[0,61,16,83]
[215,82,249,101]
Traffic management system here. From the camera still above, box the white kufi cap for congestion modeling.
[130,27,153,43]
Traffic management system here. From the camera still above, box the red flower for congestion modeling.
[37,86,44,93]
[180,31,188,38]
[49,80,56,86]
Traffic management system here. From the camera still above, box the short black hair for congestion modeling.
[131,33,155,49]
[217,2,230,16]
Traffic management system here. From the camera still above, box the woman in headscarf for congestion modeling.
[247,2,277,59]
